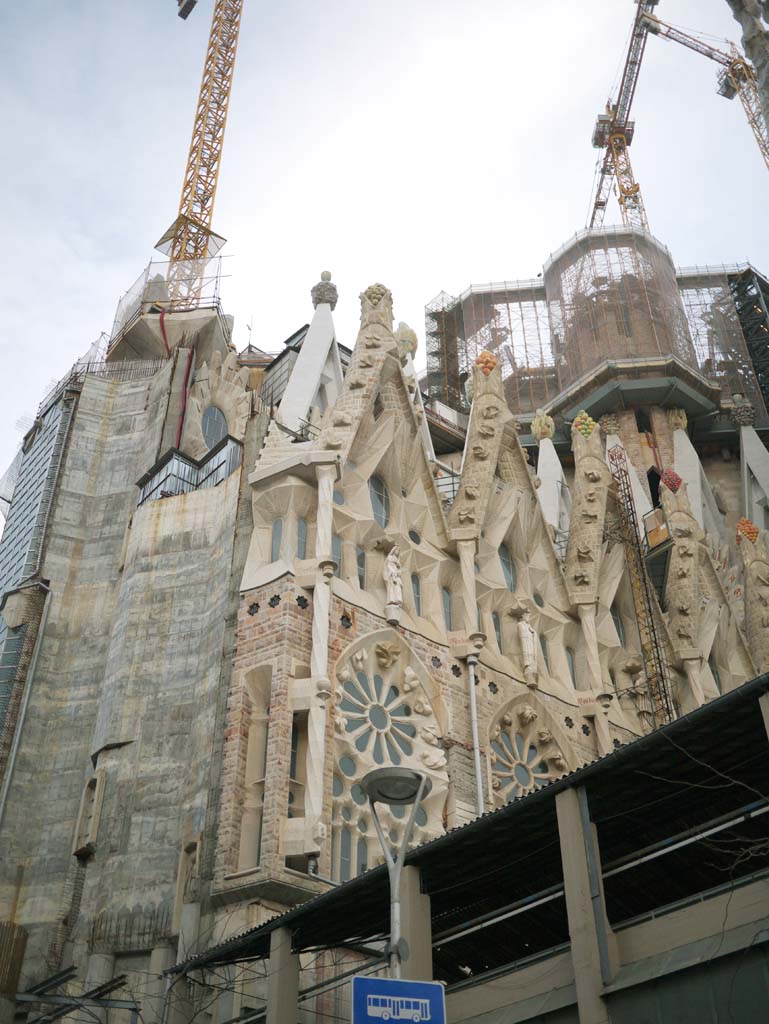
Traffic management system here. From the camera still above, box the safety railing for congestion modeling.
[137,437,242,508]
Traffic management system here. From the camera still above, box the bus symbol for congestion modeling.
[366,994,431,1022]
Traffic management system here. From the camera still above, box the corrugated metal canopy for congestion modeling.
[169,674,769,985]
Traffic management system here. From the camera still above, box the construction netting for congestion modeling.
[425,227,767,422]
[109,256,228,345]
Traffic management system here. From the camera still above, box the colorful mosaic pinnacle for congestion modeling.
[475,351,497,376]
[573,410,597,438]
[661,467,682,493]
[736,517,760,544]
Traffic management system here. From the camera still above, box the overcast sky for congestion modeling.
[1,0,767,475]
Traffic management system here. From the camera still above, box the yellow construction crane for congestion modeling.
[641,13,769,174]
[588,0,660,232]
[155,0,245,303]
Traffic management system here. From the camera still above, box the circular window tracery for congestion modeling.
[340,670,415,765]
[491,727,558,803]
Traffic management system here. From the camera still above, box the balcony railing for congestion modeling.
[137,436,242,508]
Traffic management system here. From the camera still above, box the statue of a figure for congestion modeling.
[384,545,403,625]
[517,611,539,690]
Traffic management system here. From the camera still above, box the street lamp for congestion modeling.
[361,767,432,978]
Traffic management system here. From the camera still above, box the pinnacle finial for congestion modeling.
[311,271,338,310]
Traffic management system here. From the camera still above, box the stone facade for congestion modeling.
[0,259,766,1014]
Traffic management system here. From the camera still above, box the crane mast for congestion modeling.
[641,13,769,174]
[157,0,245,304]
[589,0,659,231]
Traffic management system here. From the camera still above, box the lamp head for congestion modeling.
[361,767,431,806]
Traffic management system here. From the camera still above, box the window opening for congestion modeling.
[356,546,366,589]
[369,475,390,528]
[610,604,625,645]
[441,587,453,630]
[271,519,283,562]
[492,612,502,651]
[499,544,516,591]
[565,647,577,686]
[201,405,228,450]
[411,573,421,615]
[332,534,342,577]
[297,517,308,559]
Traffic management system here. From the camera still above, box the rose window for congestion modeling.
[491,732,551,802]
[339,670,416,765]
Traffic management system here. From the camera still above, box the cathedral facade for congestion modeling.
[1,228,768,1009]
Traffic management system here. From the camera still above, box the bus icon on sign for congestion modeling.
[366,994,431,1022]
[352,975,445,1024]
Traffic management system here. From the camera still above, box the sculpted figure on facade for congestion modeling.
[564,411,608,606]
[737,518,769,672]
[508,602,539,689]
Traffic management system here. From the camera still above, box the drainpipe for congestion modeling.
[0,582,51,830]
[467,631,486,819]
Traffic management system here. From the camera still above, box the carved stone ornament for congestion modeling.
[730,394,756,427]
[599,413,621,436]
[383,546,403,608]
[518,704,538,725]
[482,406,500,420]
[472,444,489,461]
[375,642,400,668]
[475,351,498,376]
[311,270,338,310]
[667,407,688,432]
[395,321,418,361]
[402,666,418,692]
[531,407,555,441]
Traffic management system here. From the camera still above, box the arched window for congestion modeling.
[339,825,351,882]
[271,519,283,562]
[498,544,516,591]
[297,517,308,559]
[332,534,342,577]
[492,612,502,651]
[441,587,453,631]
[356,831,368,874]
[201,405,228,450]
[356,546,366,589]
[610,604,625,645]
[369,475,390,528]
[565,647,577,686]
[539,634,550,671]
[533,591,545,608]
[411,573,421,615]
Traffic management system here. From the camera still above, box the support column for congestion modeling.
[682,658,705,713]
[84,951,116,1024]
[556,786,617,1024]
[457,538,477,635]
[145,943,174,1024]
[177,902,200,964]
[399,866,433,981]
[305,460,337,853]
[577,605,602,689]
[266,928,299,1024]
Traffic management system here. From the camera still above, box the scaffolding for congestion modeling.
[425,229,769,424]
[608,444,674,728]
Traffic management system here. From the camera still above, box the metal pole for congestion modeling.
[466,654,484,818]
[368,776,428,978]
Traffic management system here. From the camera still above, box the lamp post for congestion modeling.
[361,767,432,979]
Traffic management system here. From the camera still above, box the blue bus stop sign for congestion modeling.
[352,976,446,1024]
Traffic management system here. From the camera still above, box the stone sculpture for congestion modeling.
[383,546,403,625]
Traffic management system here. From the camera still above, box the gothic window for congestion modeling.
[565,647,577,686]
[339,670,416,765]
[297,517,308,559]
[498,544,516,591]
[369,475,390,528]
[201,405,228,450]
[492,612,502,651]
[441,587,453,631]
[491,732,552,802]
[356,546,366,589]
[490,707,565,806]
[610,604,625,645]
[411,573,421,615]
[270,519,283,562]
[332,534,342,577]
[539,634,550,671]
[331,644,445,884]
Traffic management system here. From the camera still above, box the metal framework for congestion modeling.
[607,444,674,728]
[161,0,244,302]
[730,267,769,412]
[589,0,659,230]
[642,14,769,173]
